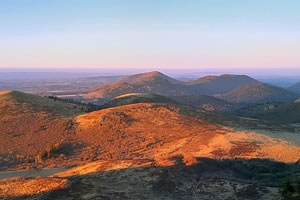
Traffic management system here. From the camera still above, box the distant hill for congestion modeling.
[104,93,178,108]
[170,95,235,112]
[83,71,197,102]
[234,99,300,123]
[288,82,300,94]
[218,83,298,104]
[187,74,260,95]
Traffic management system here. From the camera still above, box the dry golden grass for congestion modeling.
[0,93,299,171]
[0,177,68,197]
[0,96,299,199]
[76,103,300,165]
[0,90,82,116]
[0,90,84,169]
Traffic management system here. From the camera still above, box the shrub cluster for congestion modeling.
[47,96,105,112]
[35,143,63,163]
[279,179,300,200]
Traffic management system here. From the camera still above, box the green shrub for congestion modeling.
[279,179,300,200]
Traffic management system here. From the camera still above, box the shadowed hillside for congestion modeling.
[104,93,178,108]
[187,74,259,95]
[1,158,299,199]
[218,83,298,104]
[289,82,300,94]
[234,99,300,123]
[170,95,235,111]
[105,93,236,112]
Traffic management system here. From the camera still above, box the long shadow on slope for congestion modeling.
[4,157,300,200]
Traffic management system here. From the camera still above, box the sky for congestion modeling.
[0,0,299,70]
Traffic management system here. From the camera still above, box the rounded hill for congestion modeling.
[219,83,298,104]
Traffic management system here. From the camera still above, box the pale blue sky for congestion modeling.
[0,0,299,69]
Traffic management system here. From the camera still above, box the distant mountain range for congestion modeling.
[82,71,300,105]
[82,71,265,103]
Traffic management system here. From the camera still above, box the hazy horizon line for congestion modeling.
[1,67,300,78]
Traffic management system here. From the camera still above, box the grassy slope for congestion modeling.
[0,90,299,170]
[104,93,178,107]
[0,92,299,199]
[187,74,260,95]
[0,91,83,163]
[170,95,235,111]
[234,101,300,123]
[0,90,82,117]
[219,83,298,104]
[76,103,300,164]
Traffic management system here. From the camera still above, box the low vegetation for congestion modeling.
[279,178,300,200]
[47,96,105,112]
[234,101,300,123]
[35,143,73,163]
[0,89,299,199]
[0,177,68,198]
[219,83,298,104]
